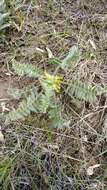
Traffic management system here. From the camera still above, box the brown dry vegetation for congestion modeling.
[0,0,107,190]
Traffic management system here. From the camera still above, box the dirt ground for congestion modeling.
[0,0,107,190]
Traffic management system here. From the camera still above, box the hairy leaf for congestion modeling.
[61,46,80,70]
[12,61,40,78]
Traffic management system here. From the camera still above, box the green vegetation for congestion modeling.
[0,0,107,189]
[6,51,107,124]
[0,0,9,39]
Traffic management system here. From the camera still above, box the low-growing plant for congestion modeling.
[0,0,10,37]
[6,61,63,127]
[6,46,107,126]
[0,0,24,40]
[0,158,12,190]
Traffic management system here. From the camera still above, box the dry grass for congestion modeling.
[0,0,107,189]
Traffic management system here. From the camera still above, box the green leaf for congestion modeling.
[12,61,40,78]
[7,88,22,99]
[49,107,63,128]
[0,159,12,184]
[49,58,61,65]
[0,0,6,12]
[61,46,80,70]
[67,80,97,103]
[38,94,50,113]
[0,0,10,32]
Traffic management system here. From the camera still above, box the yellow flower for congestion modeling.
[44,71,63,92]
[44,71,53,81]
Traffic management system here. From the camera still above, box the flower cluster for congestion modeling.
[44,72,63,93]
